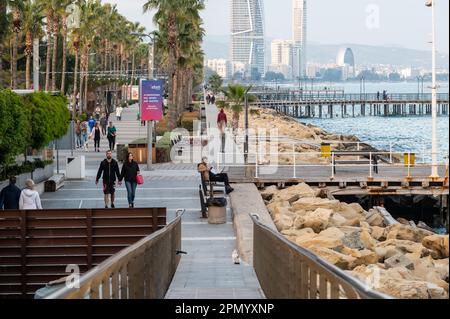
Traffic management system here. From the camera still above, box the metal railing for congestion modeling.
[45,210,184,299]
[251,214,390,299]
[250,92,450,103]
[217,148,449,181]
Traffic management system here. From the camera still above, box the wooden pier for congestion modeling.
[250,92,450,118]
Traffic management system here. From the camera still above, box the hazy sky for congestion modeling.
[104,0,449,53]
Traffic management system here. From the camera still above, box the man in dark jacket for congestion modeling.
[0,177,21,210]
[96,150,122,208]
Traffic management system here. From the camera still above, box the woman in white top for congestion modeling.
[19,179,43,210]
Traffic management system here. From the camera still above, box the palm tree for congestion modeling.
[144,0,205,130]
[58,0,72,94]
[0,0,8,88]
[222,84,255,134]
[10,1,24,89]
[22,0,44,90]
[44,2,53,91]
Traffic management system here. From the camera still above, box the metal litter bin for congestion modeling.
[207,197,227,224]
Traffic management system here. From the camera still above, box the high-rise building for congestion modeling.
[206,59,232,79]
[292,0,307,77]
[230,0,265,77]
[270,40,294,79]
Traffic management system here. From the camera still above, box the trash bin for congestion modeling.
[321,143,331,158]
[207,197,227,224]
[404,153,415,167]
[66,156,85,180]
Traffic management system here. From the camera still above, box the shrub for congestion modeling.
[23,92,70,150]
[0,90,30,165]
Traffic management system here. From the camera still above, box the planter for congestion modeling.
[0,164,54,190]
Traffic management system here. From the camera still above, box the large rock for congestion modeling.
[308,247,357,270]
[371,226,387,241]
[296,235,343,251]
[293,208,333,233]
[337,203,365,221]
[350,265,448,299]
[274,212,295,232]
[339,247,379,267]
[281,227,315,238]
[360,229,378,250]
[422,235,449,259]
[319,227,346,240]
[384,254,414,270]
[365,210,385,227]
[341,230,365,250]
[271,183,316,204]
[329,212,347,227]
[292,197,341,212]
[376,239,430,257]
[412,257,449,292]
[386,224,435,243]
[267,201,290,217]
[260,185,279,201]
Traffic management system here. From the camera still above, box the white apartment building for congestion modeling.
[270,40,295,79]
[293,0,307,77]
[206,59,232,79]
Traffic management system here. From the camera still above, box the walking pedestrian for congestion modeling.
[217,108,228,153]
[120,153,141,208]
[373,154,379,174]
[88,116,96,134]
[116,105,123,121]
[96,150,121,209]
[19,179,42,210]
[0,176,21,210]
[107,122,117,151]
[90,122,102,152]
[206,94,211,105]
[95,106,101,121]
[80,120,89,151]
[100,113,108,136]
[377,91,380,101]
[211,95,216,105]
[75,120,82,149]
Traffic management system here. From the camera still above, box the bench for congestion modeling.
[198,173,226,218]
[44,174,65,192]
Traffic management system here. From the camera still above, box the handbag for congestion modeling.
[136,175,144,185]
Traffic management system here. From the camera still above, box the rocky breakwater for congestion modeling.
[261,183,449,299]
[225,107,379,165]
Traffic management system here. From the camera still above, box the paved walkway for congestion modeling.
[43,102,264,299]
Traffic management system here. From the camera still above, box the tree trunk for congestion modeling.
[84,50,89,112]
[60,17,67,93]
[11,32,18,89]
[167,14,178,130]
[79,50,84,115]
[51,30,58,91]
[72,49,78,118]
[45,37,52,91]
[25,53,31,90]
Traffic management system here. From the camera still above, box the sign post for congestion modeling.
[140,79,164,170]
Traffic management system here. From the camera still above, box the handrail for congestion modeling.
[45,211,184,299]
[250,214,391,299]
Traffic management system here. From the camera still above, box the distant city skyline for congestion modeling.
[104,0,449,53]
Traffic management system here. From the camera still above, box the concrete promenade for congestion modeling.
[40,103,265,299]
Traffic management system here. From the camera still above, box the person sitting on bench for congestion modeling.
[198,157,234,194]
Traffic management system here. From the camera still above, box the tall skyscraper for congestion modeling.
[230,0,265,77]
[269,40,294,79]
[292,0,307,77]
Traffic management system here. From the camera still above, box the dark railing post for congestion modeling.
[20,210,27,298]
[86,209,93,269]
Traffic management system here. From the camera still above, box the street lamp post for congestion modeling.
[244,86,252,165]
[426,0,439,178]
[133,32,156,171]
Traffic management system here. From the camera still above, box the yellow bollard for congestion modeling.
[321,143,332,158]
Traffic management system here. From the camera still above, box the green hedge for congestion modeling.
[0,90,30,165]
[0,90,70,166]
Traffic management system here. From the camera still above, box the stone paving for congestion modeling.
[41,102,265,299]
